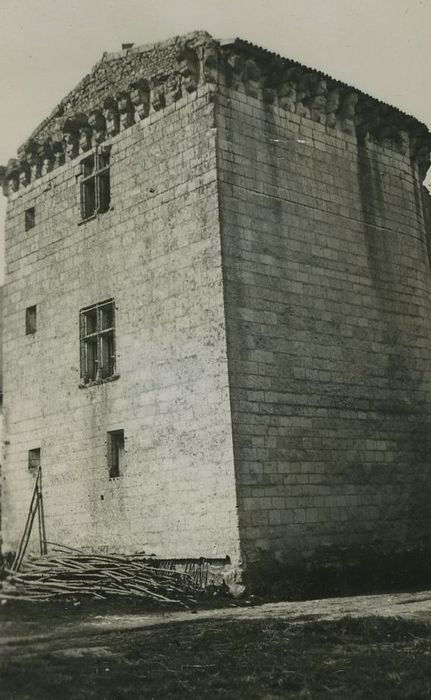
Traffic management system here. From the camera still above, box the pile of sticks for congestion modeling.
[0,546,202,606]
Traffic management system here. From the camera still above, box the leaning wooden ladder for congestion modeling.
[11,466,47,572]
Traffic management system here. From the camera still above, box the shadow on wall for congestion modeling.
[356,142,431,543]
[0,199,4,285]
[0,286,3,565]
[245,542,431,601]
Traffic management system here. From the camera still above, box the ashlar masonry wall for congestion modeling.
[216,86,431,571]
[3,85,241,562]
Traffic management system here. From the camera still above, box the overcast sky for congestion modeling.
[0,0,430,282]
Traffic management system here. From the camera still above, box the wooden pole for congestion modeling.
[38,469,47,555]
[11,466,42,571]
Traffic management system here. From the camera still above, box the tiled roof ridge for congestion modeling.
[231,38,429,129]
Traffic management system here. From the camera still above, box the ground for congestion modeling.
[1,590,431,698]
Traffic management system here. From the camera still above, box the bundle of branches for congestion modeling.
[0,546,203,607]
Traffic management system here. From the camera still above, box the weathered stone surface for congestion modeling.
[103,97,120,137]
[130,78,151,122]
[2,86,241,563]
[1,31,431,584]
[216,84,431,571]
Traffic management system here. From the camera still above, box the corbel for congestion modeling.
[295,72,313,118]
[88,110,106,146]
[0,166,8,196]
[202,47,220,86]
[276,66,299,112]
[243,58,262,99]
[306,77,328,123]
[38,140,55,175]
[103,97,120,137]
[339,91,358,135]
[165,73,182,106]
[150,74,166,112]
[177,47,200,93]
[130,78,150,121]
[62,117,81,161]
[326,87,342,128]
[116,91,135,130]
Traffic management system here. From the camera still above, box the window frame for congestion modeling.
[79,299,117,386]
[80,147,111,222]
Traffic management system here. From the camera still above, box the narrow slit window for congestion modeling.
[25,305,37,335]
[28,448,41,471]
[25,207,35,231]
[79,299,116,384]
[80,148,111,220]
[107,430,125,479]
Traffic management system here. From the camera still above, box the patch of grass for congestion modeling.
[1,615,431,698]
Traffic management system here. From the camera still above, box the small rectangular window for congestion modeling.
[28,448,41,471]
[25,305,37,334]
[107,430,125,479]
[79,299,116,383]
[80,148,111,220]
[25,207,35,231]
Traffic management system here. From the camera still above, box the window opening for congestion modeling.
[25,207,35,231]
[107,430,125,478]
[26,305,37,335]
[80,148,111,220]
[28,448,41,471]
[79,299,116,384]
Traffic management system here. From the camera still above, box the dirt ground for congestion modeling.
[1,589,431,699]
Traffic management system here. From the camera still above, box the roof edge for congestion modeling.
[1,31,430,197]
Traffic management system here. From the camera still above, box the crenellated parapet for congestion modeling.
[1,31,430,197]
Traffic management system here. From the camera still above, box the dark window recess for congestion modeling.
[107,430,125,478]
[25,207,35,231]
[25,305,37,335]
[80,148,111,220]
[28,448,41,471]
[79,299,116,384]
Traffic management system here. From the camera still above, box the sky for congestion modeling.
[0,0,430,282]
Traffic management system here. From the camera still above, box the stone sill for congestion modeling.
[78,207,114,226]
[78,374,120,389]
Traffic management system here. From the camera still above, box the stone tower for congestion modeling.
[1,31,431,585]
